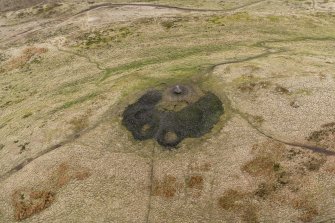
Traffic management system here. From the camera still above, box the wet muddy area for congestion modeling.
[122,84,224,147]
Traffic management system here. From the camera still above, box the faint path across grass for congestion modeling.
[203,36,335,156]
[56,47,105,71]
[74,0,267,15]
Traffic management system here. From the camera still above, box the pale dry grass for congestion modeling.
[1,0,335,222]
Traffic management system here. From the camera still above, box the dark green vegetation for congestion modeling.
[122,86,223,147]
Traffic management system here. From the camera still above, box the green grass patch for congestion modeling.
[77,27,133,48]
[208,12,253,25]
[100,44,234,82]
[62,93,97,109]
[22,112,33,119]
[51,92,98,113]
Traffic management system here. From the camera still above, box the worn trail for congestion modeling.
[0,0,266,45]
[74,0,266,15]
[205,37,335,156]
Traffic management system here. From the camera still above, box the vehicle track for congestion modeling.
[74,0,267,15]
[205,37,335,156]
[0,0,267,44]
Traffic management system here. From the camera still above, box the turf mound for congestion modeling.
[122,85,223,147]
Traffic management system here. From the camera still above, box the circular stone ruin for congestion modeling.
[122,84,224,147]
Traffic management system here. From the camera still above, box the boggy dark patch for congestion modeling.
[307,123,335,143]
[122,86,224,147]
